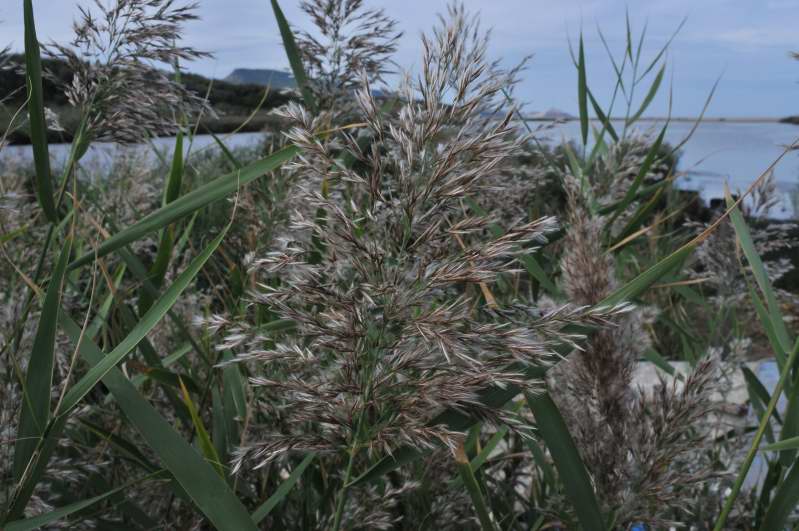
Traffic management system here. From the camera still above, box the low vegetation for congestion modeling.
[1,0,798,529]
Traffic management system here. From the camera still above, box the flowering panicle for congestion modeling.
[296,0,401,114]
[46,0,211,143]
[550,138,721,527]
[218,6,615,479]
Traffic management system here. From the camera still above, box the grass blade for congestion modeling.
[599,244,693,307]
[4,473,157,531]
[69,146,298,269]
[588,88,619,142]
[726,191,793,353]
[59,315,259,531]
[179,377,225,477]
[577,34,589,146]
[13,238,72,483]
[606,123,667,227]
[626,63,665,125]
[526,392,605,531]
[252,453,316,523]
[762,436,799,453]
[22,0,58,222]
[758,462,799,531]
[270,0,317,112]
[714,338,799,530]
[455,442,498,531]
[59,226,229,414]
[140,130,184,312]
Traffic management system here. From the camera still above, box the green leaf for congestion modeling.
[587,88,619,142]
[59,315,259,531]
[743,366,778,444]
[758,461,799,531]
[23,0,58,222]
[78,418,160,473]
[761,436,799,453]
[749,284,787,368]
[13,238,72,483]
[526,392,605,530]
[211,133,243,170]
[222,351,248,419]
[140,130,185,313]
[270,0,317,112]
[606,124,667,227]
[179,377,225,478]
[577,34,589,146]
[599,243,693,307]
[4,473,157,531]
[69,146,298,269]
[59,226,229,414]
[643,348,681,379]
[726,192,793,354]
[139,366,201,395]
[714,338,799,530]
[252,453,316,523]
[626,63,665,125]
[455,444,498,531]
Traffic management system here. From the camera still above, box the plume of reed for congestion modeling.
[295,0,401,114]
[201,9,626,529]
[45,0,211,144]
[550,141,721,527]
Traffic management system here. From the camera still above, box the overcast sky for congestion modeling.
[2,0,798,118]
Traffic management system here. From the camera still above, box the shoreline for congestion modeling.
[523,116,797,124]
[5,115,798,146]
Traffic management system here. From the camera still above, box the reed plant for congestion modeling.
[0,0,798,529]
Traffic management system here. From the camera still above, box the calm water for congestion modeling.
[3,121,798,218]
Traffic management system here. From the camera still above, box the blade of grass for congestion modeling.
[526,392,605,531]
[606,123,667,228]
[4,473,160,531]
[140,130,184,313]
[626,63,665,125]
[59,315,259,531]
[588,88,619,142]
[762,436,799,453]
[726,190,793,354]
[636,17,685,83]
[252,453,316,523]
[714,338,799,530]
[22,0,58,222]
[13,238,72,483]
[643,348,681,379]
[455,443,498,531]
[69,146,298,269]
[742,366,782,424]
[59,225,229,415]
[577,34,589,146]
[743,366,779,444]
[179,377,225,477]
[270,0,316,112]
[758,461,799,531]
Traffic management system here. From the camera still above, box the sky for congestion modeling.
[2,0,798,118]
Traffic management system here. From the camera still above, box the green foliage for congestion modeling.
[2,1,798,529]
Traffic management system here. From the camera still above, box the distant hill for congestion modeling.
[0,55,296,143]
[224,68,297,90]
[526,108,575,121]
